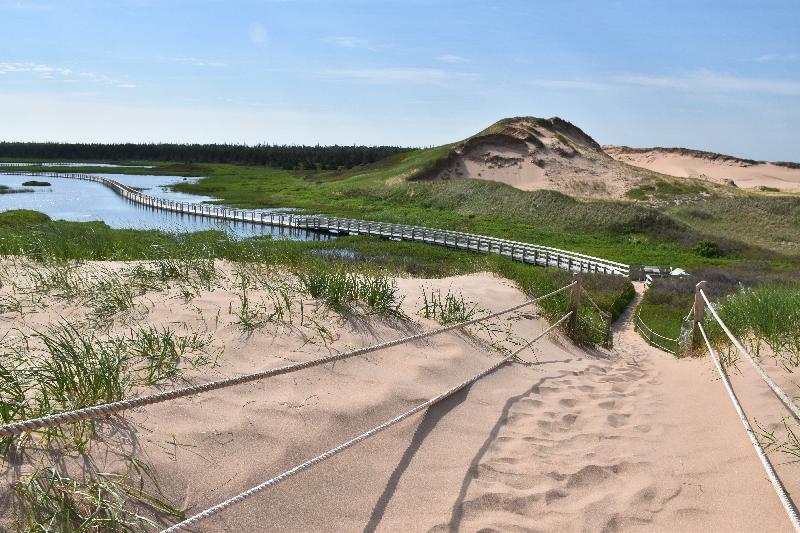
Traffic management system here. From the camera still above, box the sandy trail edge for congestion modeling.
[171,281,797,532]
[3,271,799,532]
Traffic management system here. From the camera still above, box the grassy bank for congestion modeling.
[635,264,800,354]
[8,155,799,269]
[0,210,633,347]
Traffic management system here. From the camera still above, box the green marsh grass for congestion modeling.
[703,284,800,368]
[85,271,137,325]
[296,262,406,318]
[419,288,478,324]
[125,326,219,384]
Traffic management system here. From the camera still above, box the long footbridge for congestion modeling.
[5,171,630,277]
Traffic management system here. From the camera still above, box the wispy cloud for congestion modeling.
[323,67,474,84]
[614,69,800,95]
[436,54,468,63]
[0,61,135,88]
[327,36,373,50]
[754,53,800,63]
[0,61,72,76]
[168,56,227,68]
[528,79,607,90]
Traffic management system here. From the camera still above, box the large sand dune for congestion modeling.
[2,264,799,531]
[605,146,800,192]
[417,117,656,199]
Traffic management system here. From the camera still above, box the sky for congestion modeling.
[1,0,799,161]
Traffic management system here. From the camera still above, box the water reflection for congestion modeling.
[0,173,331,241]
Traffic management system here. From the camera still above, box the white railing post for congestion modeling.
[692,281,707,350]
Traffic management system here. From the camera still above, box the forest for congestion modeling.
[0,142,412,170]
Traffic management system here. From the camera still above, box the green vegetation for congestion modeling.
[625,179,707,201]
[0,210,625,344]
[704,285,800,367]
[0,184,33,194]
[0,142,411,169]
[693,239,722,258]
[14,465,184,532]
[21,180,51,187]
[635,265,800,355]
[419,288,479,324]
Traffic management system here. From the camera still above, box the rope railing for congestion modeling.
[160,310,574,532]
[1,170,630,276]
[0,282,576,438]
[697,322,800,531]
[634,313,678,354]
[699,289,800,423]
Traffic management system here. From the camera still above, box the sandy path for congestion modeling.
[3,267,799,532]
[168,283,796,532]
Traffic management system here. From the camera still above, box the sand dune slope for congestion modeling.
[3,266,799,532]
[605,146,800,192]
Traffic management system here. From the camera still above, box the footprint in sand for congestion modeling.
[558,398,578,408]
[607,413,631,428]
[561,413,578,426]
[598,400,616,410]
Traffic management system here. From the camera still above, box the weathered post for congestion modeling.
[692,280,707,350]
[569,273,582,337]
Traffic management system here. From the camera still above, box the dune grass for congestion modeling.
[419,288,479,324]
[703,284,800,368]
[13,465,183,532]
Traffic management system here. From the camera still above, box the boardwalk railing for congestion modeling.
[3,171,630,276]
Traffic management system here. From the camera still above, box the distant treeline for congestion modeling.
[0,142,414,170]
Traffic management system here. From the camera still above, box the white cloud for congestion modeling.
[169,56,227,68]
[328,36,371,49]
[0,61,73,77]
[0,61,136,89]
[249,23,268,45]
[436,54,468,63]
[324,67,475,84]
[754,53,800,63]
[614,69,800,96]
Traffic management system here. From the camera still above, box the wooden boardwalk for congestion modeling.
[5,171,631,276]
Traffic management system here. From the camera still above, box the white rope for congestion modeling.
[160,312,573,532]
[635,315,678,343]
[698,323,800,531]
[700,289,800,423]
[0,283,575,438]
[513,311,572,363]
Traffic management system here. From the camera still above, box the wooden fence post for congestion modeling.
[692,281,706,350]
[569,273,582,336]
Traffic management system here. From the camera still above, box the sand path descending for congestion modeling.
[426,285,795,532]
[190,280,797,532]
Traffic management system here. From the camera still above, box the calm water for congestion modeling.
[0,172,329,241]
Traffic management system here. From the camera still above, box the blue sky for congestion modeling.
[1,0,798,160]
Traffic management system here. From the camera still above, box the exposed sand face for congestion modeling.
[605,146,800,192]
[428,118,652,199]
[2,262,800,532]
